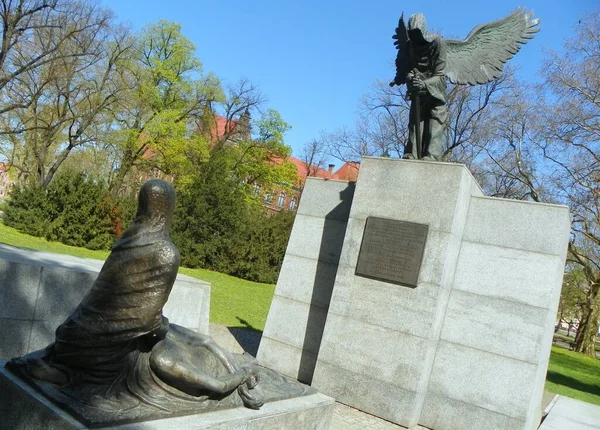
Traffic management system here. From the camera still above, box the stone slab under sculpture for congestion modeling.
[390,8,540,160]
[5,179,313,428]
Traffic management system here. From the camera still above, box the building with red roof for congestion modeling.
[138,110,360,213]
[260,156,360,213]
[332,161,360,182]
[213,115,238,140]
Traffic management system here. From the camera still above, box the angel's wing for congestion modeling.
[390,13,409,86]
[445,8,540,85]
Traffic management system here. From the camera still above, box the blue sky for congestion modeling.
[101,0,598,161]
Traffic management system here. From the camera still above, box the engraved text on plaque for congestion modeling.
[355,217,428,288]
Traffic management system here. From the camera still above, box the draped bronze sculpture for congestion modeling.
[6,180,311,427]
[390,9,540,160]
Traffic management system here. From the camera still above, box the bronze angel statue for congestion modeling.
[390,9,540,160]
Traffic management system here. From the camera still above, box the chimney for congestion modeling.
[328,164,335,174]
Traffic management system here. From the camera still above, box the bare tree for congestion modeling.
[300,138,327,179]
[321,79,409,162]
[322,70,510,164]
[466,76,547,201]
[217,79,265,144]
[444,75,509,161]
[0,3,130,188]
[537,12,600,355]
[0,1,113,114]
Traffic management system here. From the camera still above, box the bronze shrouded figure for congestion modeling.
[390,8,540,160]
[7,179,311,427]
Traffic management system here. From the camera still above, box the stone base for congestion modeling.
[261,158,571,430]
[0,363,334,430]
[309,158,569,430]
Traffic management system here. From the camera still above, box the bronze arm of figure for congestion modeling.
[149,325,263,409]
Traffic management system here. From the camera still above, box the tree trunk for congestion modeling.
[574,281,600,356]
[555,311,564,333]
[109,150,136,195]
[41,143,74,190]
[109,126,144,195]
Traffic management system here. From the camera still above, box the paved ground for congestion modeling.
[540,395,600,430]
[331,403,413,429]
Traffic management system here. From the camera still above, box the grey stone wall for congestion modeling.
[257,178,354,384]
[0,249,210,359]
[312,159,480,427]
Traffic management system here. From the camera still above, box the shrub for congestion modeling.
[171,154,294,283]
[172,157,247,269]
[224,208,295,283]
[4,170,135,250]
[4,184,53,237]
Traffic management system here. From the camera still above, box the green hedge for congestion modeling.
[171,159,294,284]
[4,167,294,284]
[4,170,134,250]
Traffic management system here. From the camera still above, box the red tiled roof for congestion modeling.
[333,161,360,181]
[285,156,360,182]
[288,156,337,181]
[214,115,237,140]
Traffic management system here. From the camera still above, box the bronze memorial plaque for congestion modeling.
[355,217,428,288]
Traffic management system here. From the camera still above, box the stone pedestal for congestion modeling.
[0,362,335,430]
[259,157,571,430]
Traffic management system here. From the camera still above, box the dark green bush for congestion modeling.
[171,153,294,283]
[172,154,248,270]
[4,170,135,250]
[223,208,295,283]
[6,161,294,283]
[4,184,53,237]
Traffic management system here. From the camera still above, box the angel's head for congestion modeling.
[408,13,434,44]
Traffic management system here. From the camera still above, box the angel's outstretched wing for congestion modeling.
[390,13,409,86]
[445,8,540,85]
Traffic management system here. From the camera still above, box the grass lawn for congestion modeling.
[0,222,110,260]
[0,222,275,331]
[180,266,275,331]
[545,346,600,406]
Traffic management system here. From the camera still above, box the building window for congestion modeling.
[277,192,285,208]
[264,192,273,204]
[253,183,260,197]
[289,197,297,210]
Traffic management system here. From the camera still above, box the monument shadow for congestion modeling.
[298,182,355,384]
